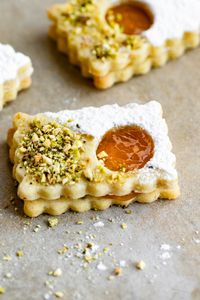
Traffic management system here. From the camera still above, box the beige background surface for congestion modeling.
[0,1,200,299]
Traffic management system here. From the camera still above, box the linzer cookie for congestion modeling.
[7,101,180,217]
[48,0,200,89]
[0,44,33,111]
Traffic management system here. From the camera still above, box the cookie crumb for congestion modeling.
[16,250,24,257]
[84,255,93,263]
[136,260,146,270]
[55,291,64,298]
[33,225,41,232]
[57,246,69,255]
[121,223,127,229]
[103,247,109,253]
[4,273,12,279]
[76,220,84,225]
[3,255,12,261]
[48,217,58,228]
[48,268,62,277]
[114,267,122,276]
[125,209,132,214]
[0,287,5,294]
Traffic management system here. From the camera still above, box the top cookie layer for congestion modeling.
[43,101,176,181]
[8,101,179,202]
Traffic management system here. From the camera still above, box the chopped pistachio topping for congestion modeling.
[123,36,144,50]
[61,0,95,26]
[92,42,118,60]
[19,119,86,185]
[57,0,145,62]
[97,151,108,159]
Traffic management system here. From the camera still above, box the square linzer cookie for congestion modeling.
[7,101,180,217]
[0,44,33,111]
[48,0,200,89]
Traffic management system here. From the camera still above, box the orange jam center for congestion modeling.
[106,191,139,201]
[97,125,154,172]
[106,3,153,35]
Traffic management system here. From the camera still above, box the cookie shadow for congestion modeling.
[0,140,24,217]
[39,32,97,92]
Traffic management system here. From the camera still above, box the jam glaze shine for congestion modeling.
[97,125,154,172]
[97,125,154,200]
[106,2,153,35]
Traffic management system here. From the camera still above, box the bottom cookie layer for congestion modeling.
[23,186,180,217]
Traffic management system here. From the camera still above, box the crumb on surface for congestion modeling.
[3,255,12,261]
[76,220,84,225]
[57,246,69,255]
[55,291,64,298]
[16,250,24,257]
[0,287,5,294]
[48,217,58,228]
[121,223,127,229]
[114,267,122,276]
[125,209,132,214]
[136,260,146,270]
[48,268,62,277]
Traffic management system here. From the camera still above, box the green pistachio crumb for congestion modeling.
[19,119,86,186]
[48,217,58,228]
[16,250,24,257]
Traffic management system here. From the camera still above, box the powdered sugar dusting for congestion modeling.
[0,44,33,84]
[44,101,178,180]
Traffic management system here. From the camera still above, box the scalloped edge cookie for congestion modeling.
[47,1,200,89]
[7,101,180,217]
[0,44,33,110]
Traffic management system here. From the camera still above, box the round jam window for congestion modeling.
[106,2,153,35]
[97,125,154,172]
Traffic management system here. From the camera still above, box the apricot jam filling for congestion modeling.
[106,2,153,35]
[106,191,139,201]
[96,125,154,172]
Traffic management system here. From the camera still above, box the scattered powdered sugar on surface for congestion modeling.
[44,101,177,180]
[160,252,171,260]
[93,221,104,228]
[111,0,200,46]
[97,262,107,271]
[0,44,32,83]
[119,260,126,267]
[193,238,200,244]
[159,243,173,262]
[160,244,171,251]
